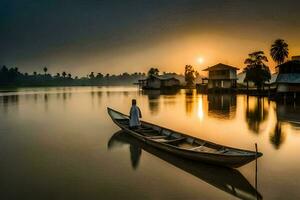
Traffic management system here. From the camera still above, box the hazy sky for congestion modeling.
[1,0,300,76]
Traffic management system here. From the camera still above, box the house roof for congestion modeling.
[148,74,180,81]
[292,56,300,61]
[203,63,239,71]
[275,60,300,68]
[276,73,300,83]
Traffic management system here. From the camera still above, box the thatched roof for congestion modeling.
[203,63,239,71]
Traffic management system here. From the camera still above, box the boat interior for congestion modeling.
[114,118,251,156]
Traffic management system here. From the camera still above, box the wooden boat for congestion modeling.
[107,107,263,168]
[108,131,262,200]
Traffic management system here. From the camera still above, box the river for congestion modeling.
[0,86,299,199]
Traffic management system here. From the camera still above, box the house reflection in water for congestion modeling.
[142,89,180,115]
[142,90,161,115]
[207,94,236,119]
[270,102,300,149]
[276,102,300,129]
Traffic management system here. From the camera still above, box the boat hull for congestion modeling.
[107,107,262,168]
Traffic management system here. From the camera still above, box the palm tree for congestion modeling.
[270,39,289,65]
[68,73,72,79]
[43,67,48,75]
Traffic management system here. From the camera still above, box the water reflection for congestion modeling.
[0,95,19,105]
[62,92,72,101]
[0,95,19,113]
[44,93,49,111]
[142,89,180,115]
[270,121,286,149]
[108,131,262,200]
[245,97,269,134]
[207,94,236,119]
[276,102,300,129]
[1,87,300,199]
[185,89,196,116]
[197,96,204,120]
[143,90,160,114]
[269,102,300,149]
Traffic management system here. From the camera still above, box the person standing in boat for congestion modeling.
[129,99,142,129]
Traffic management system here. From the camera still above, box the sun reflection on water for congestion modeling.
[197,96,204,121]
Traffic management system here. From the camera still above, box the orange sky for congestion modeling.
[71,33,299,76]
[2,0,300,76]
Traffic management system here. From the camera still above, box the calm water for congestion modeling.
[0,86,300,199]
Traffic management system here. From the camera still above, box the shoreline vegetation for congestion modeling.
[0,66,147,87]
[0,39,297,99]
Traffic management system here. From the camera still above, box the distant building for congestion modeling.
[275,60,300,94]
[203,63,239,91]
[292,56,300,61]
[138,74,180,89]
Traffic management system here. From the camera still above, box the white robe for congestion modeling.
[129,105,142,127]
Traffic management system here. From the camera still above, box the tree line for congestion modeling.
[0,67,146,87]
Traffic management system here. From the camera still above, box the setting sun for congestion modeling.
[197,57,204,64]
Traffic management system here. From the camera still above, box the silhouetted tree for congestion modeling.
[122,72,130,78]
[68,73,72,79]
[147,67,159,76]
[96,73,103,79]
[33,71,37,76]
[270,39,289,65]
[185,65,195,87]
[243,51,271,90]
[89,72,95,79]
[0,65,9,83]
[43,67,48,75]
[62,71,67,78]
[1,65,8,73]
